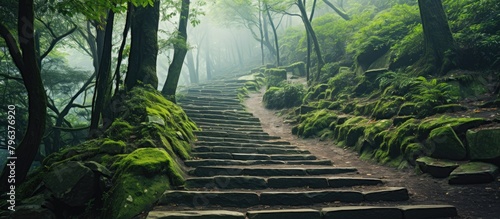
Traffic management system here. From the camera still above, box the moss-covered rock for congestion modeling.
[426,126,466,160]
[448,162,499,184]
[105,148,184,219]
[417,116,487,140]
[371,96,404,119]
[466,128,500,160]
[100,139,126,155]
[416,156,460,178]
[284,61,306,76]
[296,109,338,138]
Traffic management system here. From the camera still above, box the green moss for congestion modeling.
[105,148,184,218]
[426,126,466,160]
[100,139,126,155]
[371,96,404,119]
[106,119,134,141]
[417,116,486,139]
[296,109,338,138]
[303,84,329,102]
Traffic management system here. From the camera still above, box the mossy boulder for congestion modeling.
[284,61,306,76]
[416,156,460,178]
[417,116,487,139]
[448,162,499,184]
[296,109,338,138]
[426,126,466,160]
[100,139,126,155]
[105,148,184,219]
[371,97,404,119]
[303,84,329,102]
[466,128,500,160]
[43,161,100,207]
[433,104,467,114]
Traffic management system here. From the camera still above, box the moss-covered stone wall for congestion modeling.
[4,86,198,219]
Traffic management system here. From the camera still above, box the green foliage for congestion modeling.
[410,76,460,116]
[263,82,305,109]
[295,109,338,138]
[347,4,420,58]
[444,0,500,68]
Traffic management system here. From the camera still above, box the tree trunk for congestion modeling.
[205,37,212,80]
[297,0,324,82]
[0,0,47,192]
[89,10,114,137]
[186,50,198,84]
[114,3,132,94]
[125,0,160,89]
[266,4,280,66]
[417,0,457,75]
[322,0,350,20]
[161,0,190,103]
[258,0,265,65]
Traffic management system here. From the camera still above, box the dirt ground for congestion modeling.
[244,88,500,219]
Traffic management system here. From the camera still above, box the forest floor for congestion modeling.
[244,87,500,219]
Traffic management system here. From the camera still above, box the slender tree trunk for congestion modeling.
[114,3,132,94]
[266,4,280,66]
[125,0,160,89]
[258,0,265,65]
[89,10,114,137]
[322,0,350,20]
[417,0,457,75]
[205,37,212,80]
[162,0,190,102]
[0,0,47,192]
[186,50,198,84]
[298,0,323,82]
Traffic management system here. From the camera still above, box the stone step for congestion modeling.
[195,137,288,145]
[194,130,269,137]
[184,159,333,167]
[186,89,239,94]
[185,176,383,189]
[147,210,245,219]
[195,132,280,141]
[181,95,241,103]
[180,100,244,108]
[147,205,457,219]
[193,146,308,154]
[195,141,292,148]
[183,109,253,117]
[179,104,245,112]
[196,126,263,132]
[158,187,408,207]
[188,115,258,123]
[189,114,260,122]
[191,152,316,160]
[190,166,357,177]
[190,118,262,126]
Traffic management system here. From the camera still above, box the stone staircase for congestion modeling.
[147,78,458,219]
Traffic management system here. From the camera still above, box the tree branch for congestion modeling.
[0,23,24,70]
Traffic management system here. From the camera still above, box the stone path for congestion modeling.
[147,78,458,219]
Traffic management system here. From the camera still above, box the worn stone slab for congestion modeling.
[257,148,310,154]
[192,166,245,177]
[247,209,321,219]
[306,167,358,175]
[195,141,295,148]
[286,160,333,165]
[269,154,317,160]
[232,153,271,160]
[321,206,402,219]
[363,187,409,201]
[147,210,246,219]
[184,159,286,167]
[159,191,259,207]
[191,152,233,159]
[267,177,329,188]
[192,118,262,126]
[242,167,307,176]
[260,190,363,205]
[399,205,458,219]
[185,177,215,189]
[211,147,258,153]
[327,177,383,188]
[448,162,499,184]
[416,156,460,178]
[212,176,267,189]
